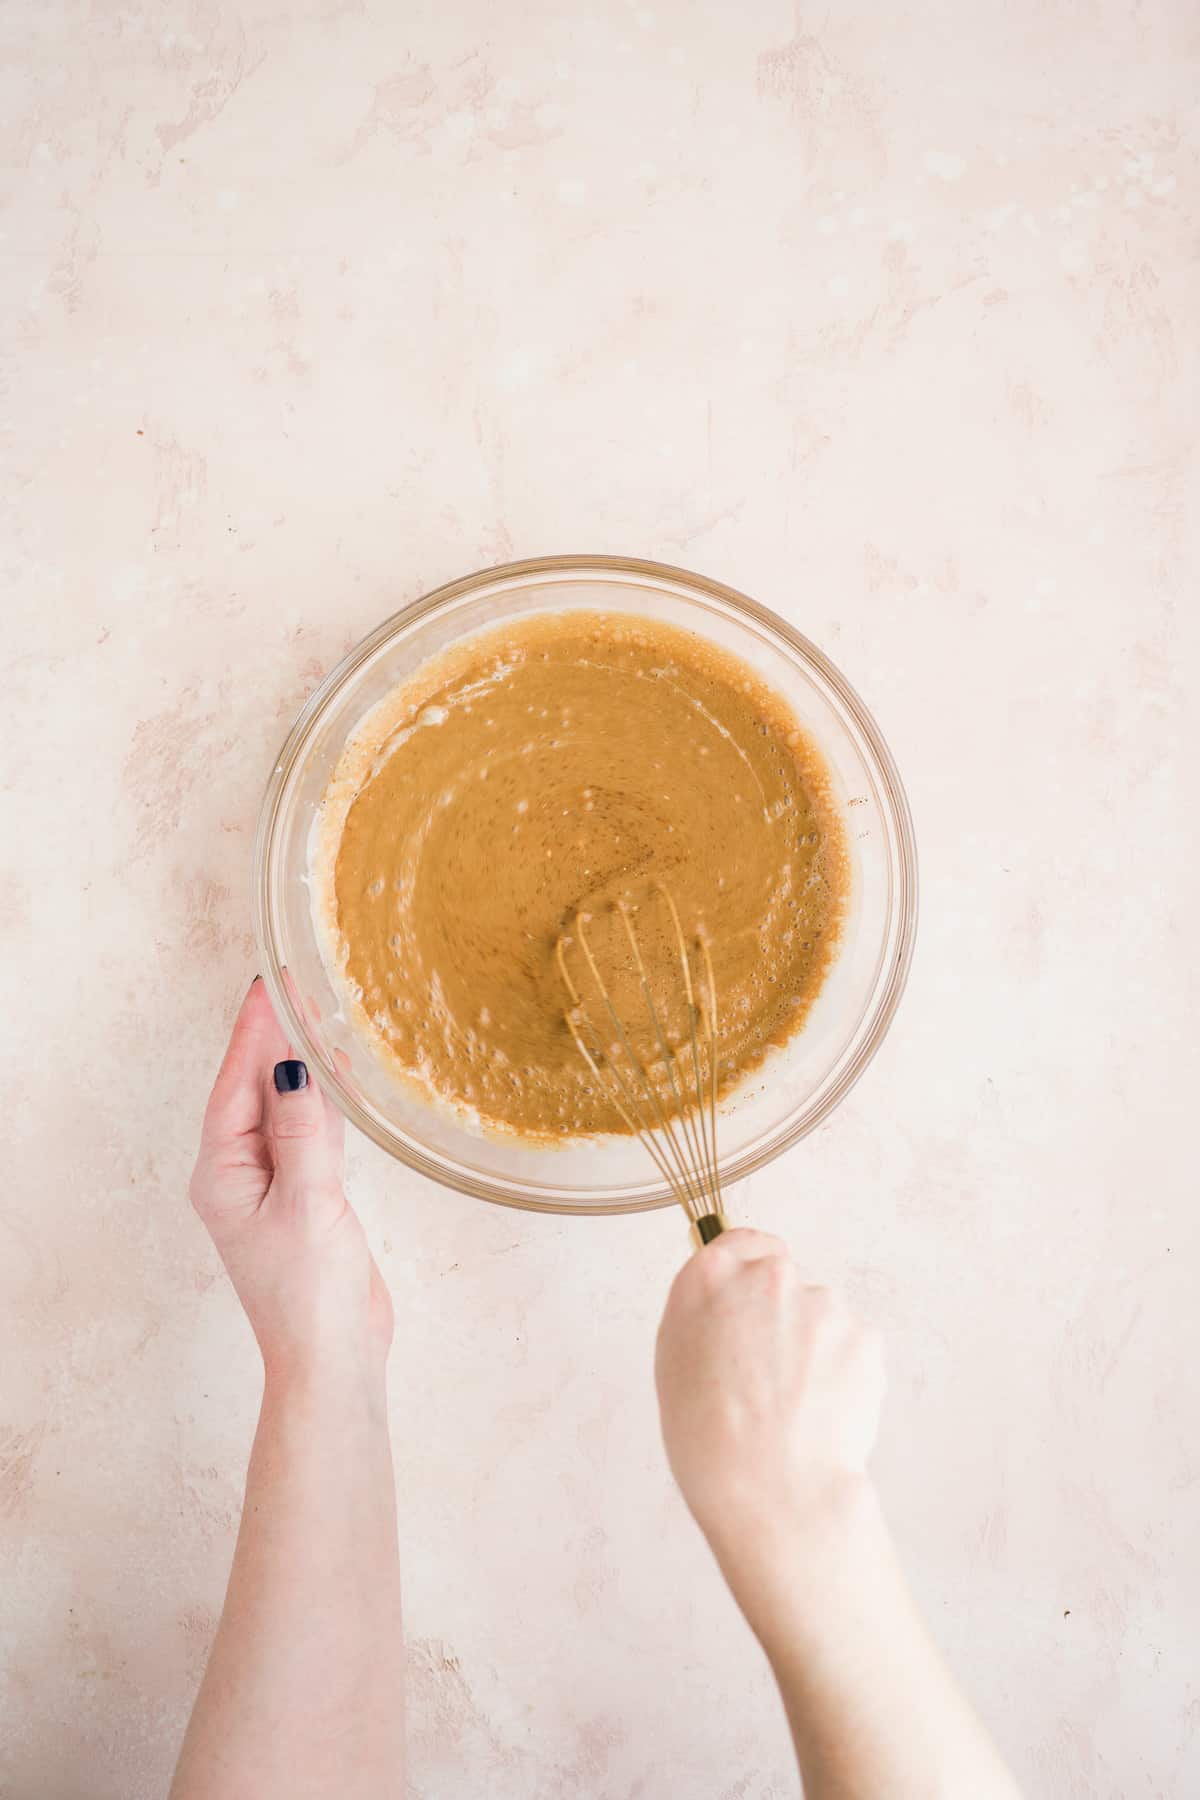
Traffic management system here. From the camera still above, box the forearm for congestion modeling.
[170,1370,404,1800]
[710,1479,1020,1800]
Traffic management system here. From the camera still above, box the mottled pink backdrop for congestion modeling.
[2,2,1197,1796]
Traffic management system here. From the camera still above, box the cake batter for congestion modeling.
[315,611,847,1137]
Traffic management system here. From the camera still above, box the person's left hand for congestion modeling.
[189,978,393,1393]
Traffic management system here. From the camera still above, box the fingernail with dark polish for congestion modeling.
[274,1059,308,1092]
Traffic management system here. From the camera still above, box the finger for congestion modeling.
[263,1057,343,1196]
[266,968,347,1151]
[700,1226,789,1264]
[202,978,289,1148]
[664,1225,789,1316]
[286,973,347,1151]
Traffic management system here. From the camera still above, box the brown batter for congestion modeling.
[314,612,846,1139]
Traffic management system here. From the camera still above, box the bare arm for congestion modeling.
[171,981,404,1800]
[655,1229,1020,1800]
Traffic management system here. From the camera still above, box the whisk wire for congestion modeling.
[556,887,727,1239]
[567,1005,706,1206]
[660,886,723,1219]
[699,933,722,1216]
[576,910,709,1215]
[555,933,702,1207]
[614,901,713,1209]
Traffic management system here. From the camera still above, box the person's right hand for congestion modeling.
[654,1228,886,1553]
[656,1232,1024,1800]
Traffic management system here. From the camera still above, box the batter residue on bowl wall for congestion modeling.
[312,611,847,1138]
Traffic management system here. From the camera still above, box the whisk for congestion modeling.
[555,884,728,1246]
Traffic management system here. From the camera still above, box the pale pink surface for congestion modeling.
[2,3,1198,1796]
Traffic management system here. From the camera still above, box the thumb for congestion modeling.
[265,1059,342,1198]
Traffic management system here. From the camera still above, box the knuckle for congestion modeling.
[727,1227,788,1258]
[271,1106,323,1143]
[693,1239,733,1281]
[683,1261,724,1311]
[758,1255,794,1298]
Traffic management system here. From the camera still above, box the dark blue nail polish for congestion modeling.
[274,1060,308,1092]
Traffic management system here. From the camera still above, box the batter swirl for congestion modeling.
[313,612,846,1138]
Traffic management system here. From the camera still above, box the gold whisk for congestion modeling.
[555,885,728,1246]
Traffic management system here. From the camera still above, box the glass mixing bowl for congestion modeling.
[252,556,917,1214]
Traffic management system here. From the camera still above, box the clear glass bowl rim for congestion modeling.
[252,553,918,1215]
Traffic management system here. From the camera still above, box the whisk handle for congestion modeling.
[691,1211,727,1249]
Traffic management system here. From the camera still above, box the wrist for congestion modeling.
[704,1465,877,1555]
[261,1348,390,1427]
[704,1471,885,1639]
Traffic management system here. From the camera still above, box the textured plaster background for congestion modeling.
[2,2,1198,1795]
